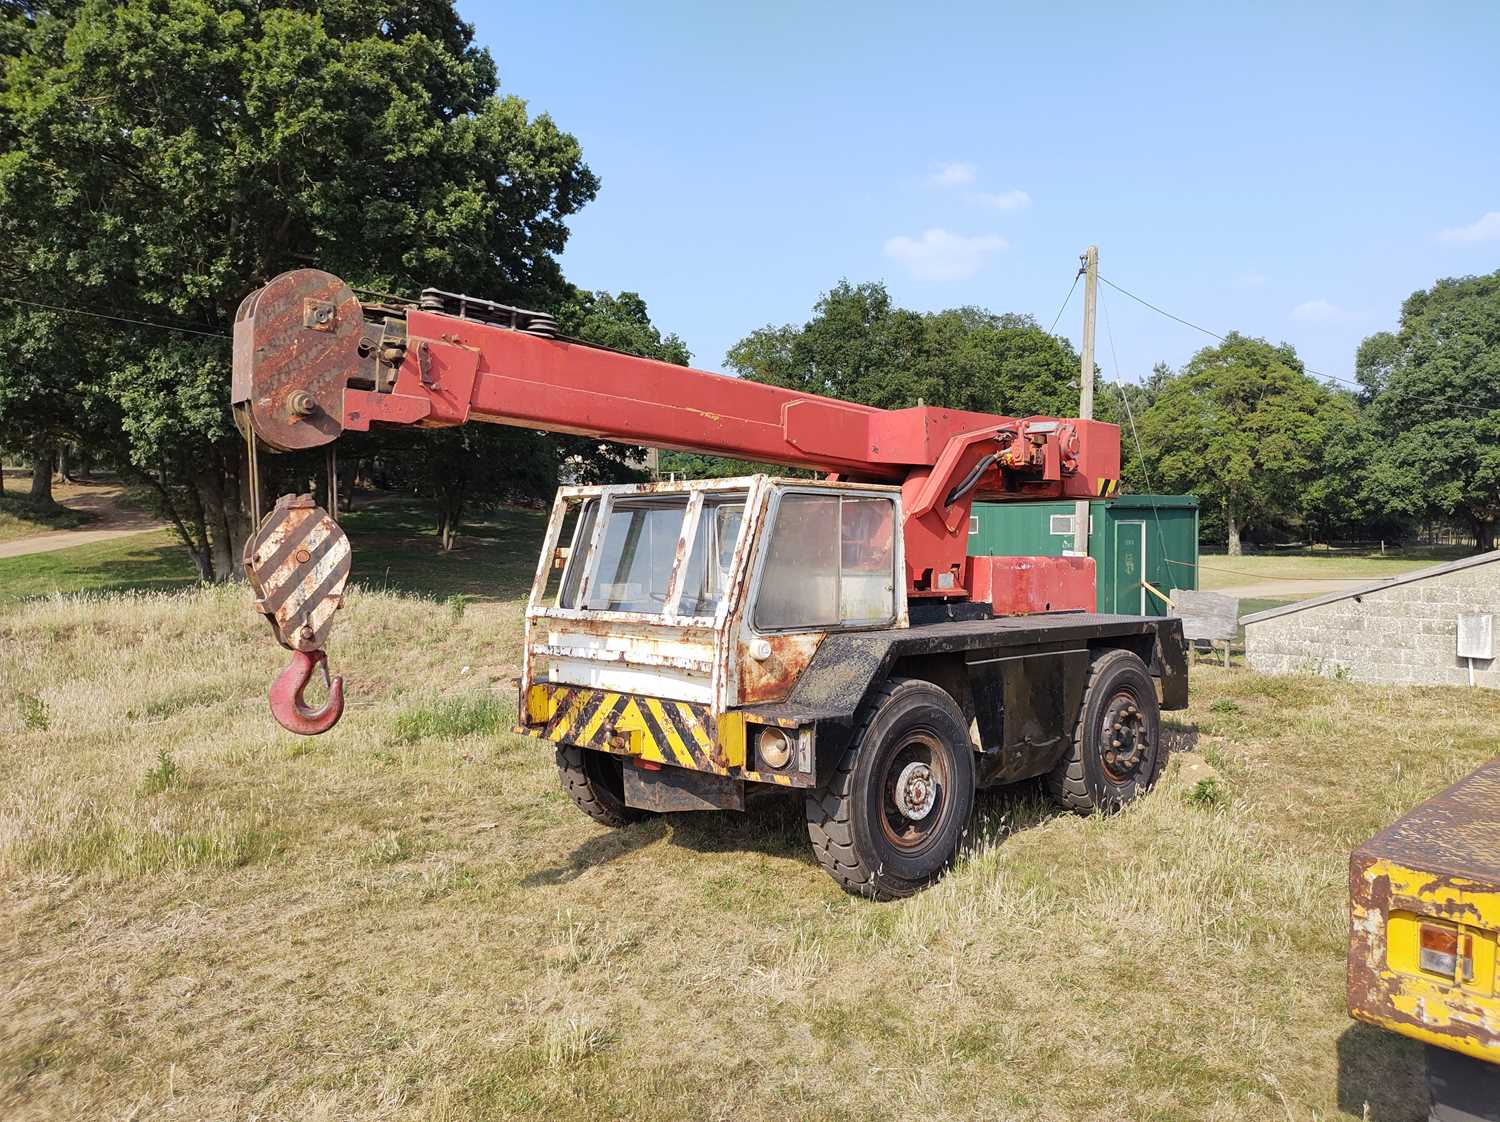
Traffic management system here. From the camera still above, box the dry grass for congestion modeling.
[3,585,1498,1121]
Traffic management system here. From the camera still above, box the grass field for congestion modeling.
[3,501,1497,1119]
[0,498,547,606]
[0,529,197,603]
[1195,547,1472,591]
[5,576,1500,1119]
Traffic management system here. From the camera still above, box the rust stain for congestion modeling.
[738,632,823,704]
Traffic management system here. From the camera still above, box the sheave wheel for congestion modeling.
[556,745,650,828]
[1045,648,1165,815]
[805,677,976,900]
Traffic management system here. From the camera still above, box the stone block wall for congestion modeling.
[1244,557,1500,687]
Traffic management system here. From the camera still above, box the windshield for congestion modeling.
[558,492,747,617]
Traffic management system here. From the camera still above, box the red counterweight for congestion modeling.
[233,269,1120,600]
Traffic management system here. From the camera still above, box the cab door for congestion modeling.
[732,483,906,707]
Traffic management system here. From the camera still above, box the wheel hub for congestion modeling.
[894,761,938,820]
[1101,694,1149,781]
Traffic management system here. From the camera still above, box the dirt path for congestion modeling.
[0,484,166,560]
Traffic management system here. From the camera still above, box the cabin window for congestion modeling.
[677,496,747,618]
[584,497,689,613]
[754,493,896,631]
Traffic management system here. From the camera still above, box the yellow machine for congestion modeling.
[1349,759,1500,1121]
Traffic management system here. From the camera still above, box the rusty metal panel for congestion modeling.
[737,632,825,704]
[622,763,745,813]
[1357,761,1500,886]
[1349,759,1500,1065]
[243,495,350,652]
[966,554,1097,614]
[232,270,371,452]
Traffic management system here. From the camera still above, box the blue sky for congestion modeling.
[475,0,1499,390]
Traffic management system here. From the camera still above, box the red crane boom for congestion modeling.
[233,269,1120,600]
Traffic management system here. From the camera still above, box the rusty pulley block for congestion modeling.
[244,494,351,734]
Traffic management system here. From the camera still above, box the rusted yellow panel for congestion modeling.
[714,712,749,768]
[1350,857,1500,1064]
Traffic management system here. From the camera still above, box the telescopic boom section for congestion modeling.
[232,268,1120,598]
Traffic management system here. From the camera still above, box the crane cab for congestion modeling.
[517,475,905,789]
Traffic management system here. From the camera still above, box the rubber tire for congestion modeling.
[805,677,976,901]
[556,745,650,828]
[1045,648,1165,815]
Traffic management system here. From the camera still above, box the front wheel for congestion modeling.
[1045,648,1165,814]
[805,678,976,900]
[556,745,650,828]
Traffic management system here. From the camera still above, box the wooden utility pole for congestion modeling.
[1074,245,1098,558]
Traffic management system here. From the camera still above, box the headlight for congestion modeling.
[756,726,793,770]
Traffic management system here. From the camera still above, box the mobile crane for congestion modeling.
[233,268,1188,899]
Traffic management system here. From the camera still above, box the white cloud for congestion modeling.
[1437,211,1500,244]
[1291,298,1341,323]
[926,161,976,188]
[883,228,1008,282]
[970,189,1032,211]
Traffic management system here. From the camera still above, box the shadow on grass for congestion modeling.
[522,787,813,887]
[1163,716,1199,756]
[525,775,1083,888]
[1335,1022,1426,1122]
[341,498,547,604]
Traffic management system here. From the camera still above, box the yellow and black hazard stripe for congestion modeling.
[1096,478,1120,497]
[518,685,729,775]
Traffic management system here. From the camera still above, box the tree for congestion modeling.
[0,0,598,578]
[1136,333,1350,554]
[727,280,1082,412]
[1357,271,1500,552]
[1097,360,1173,494]
[0,310,75,503]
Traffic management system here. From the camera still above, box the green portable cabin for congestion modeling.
[969,494,1199,616]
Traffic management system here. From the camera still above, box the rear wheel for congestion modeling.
[1045,648,1165,814]
[556,745,649,828]
[805,677,976,900]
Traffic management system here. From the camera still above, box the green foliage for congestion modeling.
[139,750,181,795]
[445,593,466,622]
[557,290,691,365]
[1136,334,1353,552]
[0,0,599,576]
[392,691,508,744]
[1357,270,1500,550]
[728,280,1082,416]
[1187,777,1228,809]
[15,689,48,731]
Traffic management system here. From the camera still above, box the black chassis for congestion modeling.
[739,611,1188,791]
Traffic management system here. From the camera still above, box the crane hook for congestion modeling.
[269,648,344,735]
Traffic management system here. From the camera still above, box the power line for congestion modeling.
[1098,272,1498,417]
[1101,287,1176,592]
[1046,271,1081,335]
[1100,272,1351,389]
[1099,275,1227,345]
[0,294,229,340]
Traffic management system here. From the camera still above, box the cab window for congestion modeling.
[754,493,896,631]
[677,496,746,617]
